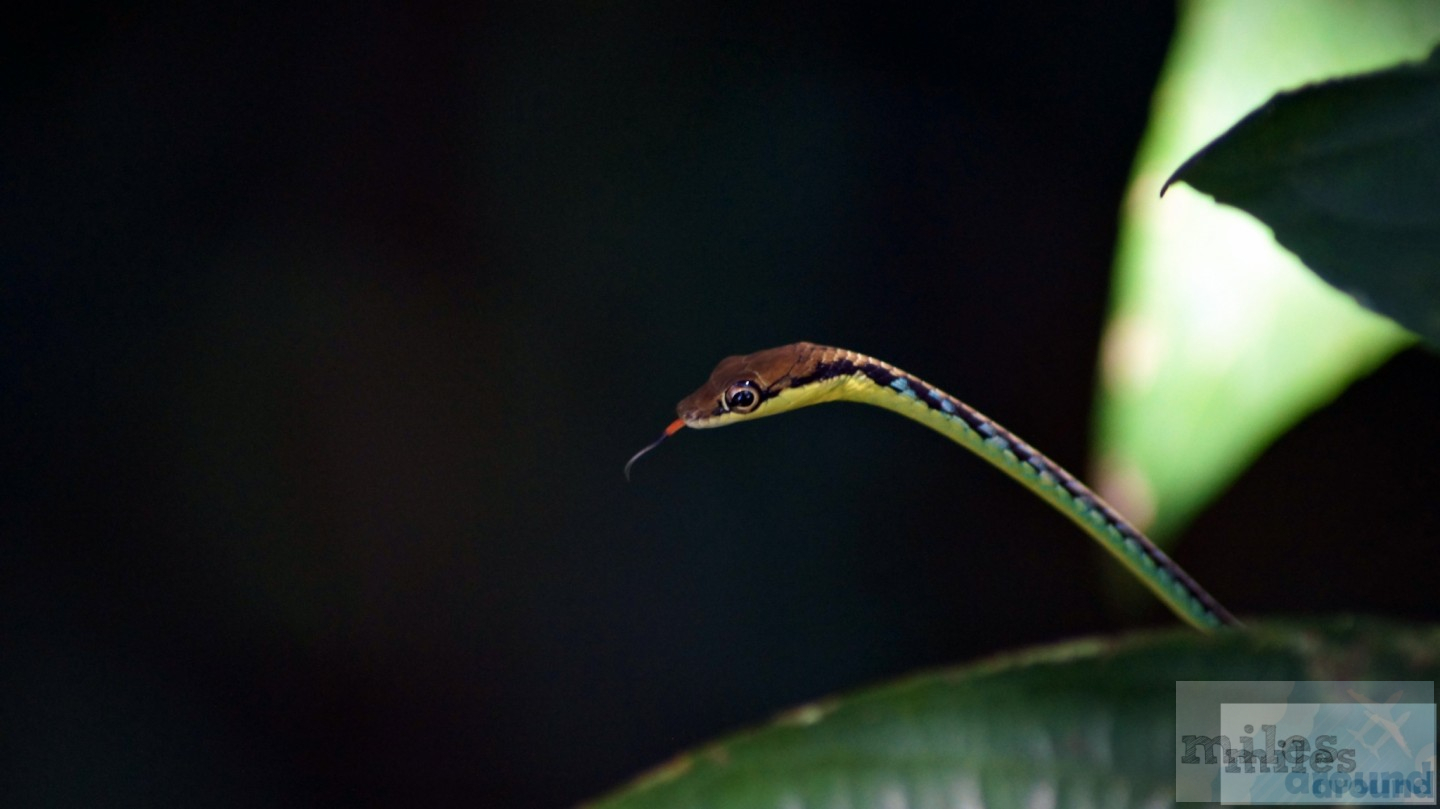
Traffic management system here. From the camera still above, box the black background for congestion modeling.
[5,3,1438,806]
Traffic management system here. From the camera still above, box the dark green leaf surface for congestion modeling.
[585,619,1440,809]
[1167,45,1440,347]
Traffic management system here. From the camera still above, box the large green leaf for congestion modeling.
[585,619,1440,809]
[1168,45,1440,347]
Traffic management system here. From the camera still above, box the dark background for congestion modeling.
[5,3,1438,807]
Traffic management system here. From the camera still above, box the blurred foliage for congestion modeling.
[1093,0,1440,547]
[1170,45,1440,347]
[588,619,1440,808]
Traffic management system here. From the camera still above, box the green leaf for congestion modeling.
[1168,44,1440,347]
[1093,1,1432,578]
[585,619,1440,809]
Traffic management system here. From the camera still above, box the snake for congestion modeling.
[626,342,1240,631]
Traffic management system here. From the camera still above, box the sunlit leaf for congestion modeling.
[1094,1,1436,554]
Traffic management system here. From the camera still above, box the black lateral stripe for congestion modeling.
[787,357,860,389]
[820,349,1234,625]
[857,362,896,387]
[1030,450,1232,621]
[790,348,1233,625]
[862,364,989,436]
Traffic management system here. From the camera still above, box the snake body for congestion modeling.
[629,342,1239,631]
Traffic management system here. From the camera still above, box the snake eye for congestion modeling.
[723,380,761,413]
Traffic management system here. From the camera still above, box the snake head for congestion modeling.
[676,342,815,427]
[626,342,817,480]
